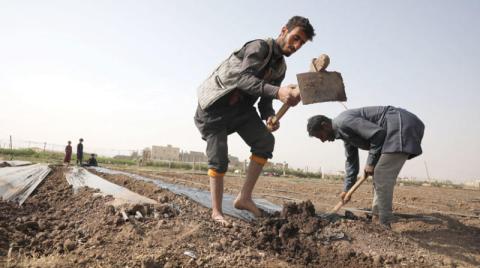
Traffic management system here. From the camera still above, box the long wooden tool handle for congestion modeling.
[270,104,290,125]
[331,175,369,213]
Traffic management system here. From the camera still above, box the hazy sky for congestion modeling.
[1,1,479,183]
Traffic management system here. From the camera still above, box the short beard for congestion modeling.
[276,36,290,56]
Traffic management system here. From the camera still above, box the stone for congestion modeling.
[63,239,76,252]
[210,242,223,251]
[105,205,115,215]
[372,255,383,266]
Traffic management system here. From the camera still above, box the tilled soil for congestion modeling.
[0,166,478,267]
[118,167,480,266]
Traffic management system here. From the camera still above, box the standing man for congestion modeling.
[64,141,72,166]
[195,16,315,225]
[76,138,84,166]
[307,106,424,228]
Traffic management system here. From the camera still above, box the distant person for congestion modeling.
[194,16,315,225]
[84,154,98,167]
[76,138,84,166]
[64,141,72,166]
[307,106,425,228]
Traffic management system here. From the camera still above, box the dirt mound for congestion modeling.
[236,201,372,266]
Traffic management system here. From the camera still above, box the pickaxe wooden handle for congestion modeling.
[331,174,369,213]
[270,104,290,125]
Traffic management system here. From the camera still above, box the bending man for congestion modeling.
[195,16,315,225]
[307,106,424,227]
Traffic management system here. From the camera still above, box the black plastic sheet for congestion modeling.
[91,167,281,221]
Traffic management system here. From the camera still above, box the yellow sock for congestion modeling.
[250,154,267,166]
[208,168,225,178]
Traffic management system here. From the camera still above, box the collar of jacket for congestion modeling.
[271,39,284,61]
[333,122,342,140]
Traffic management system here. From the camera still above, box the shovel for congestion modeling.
[331,174,369,214]
[270,54,347,125]
[316,174,369,220]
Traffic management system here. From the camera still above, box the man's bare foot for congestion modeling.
[212,212,232,227]
[233,197,262,217]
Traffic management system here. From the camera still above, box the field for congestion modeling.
[0,161,479,267]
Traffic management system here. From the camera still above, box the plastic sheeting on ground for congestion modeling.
[0,160,32,167]
[90,167,282,221]
[65,167,156,207]
[0,163,51,205]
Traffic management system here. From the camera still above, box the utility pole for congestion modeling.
[9,135,13,160]
[244,160,248,178]
[424,161,431,181]
[43,142,46,152]
[282,161,286,176]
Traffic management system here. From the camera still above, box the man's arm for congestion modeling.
[235,40,279,98]
[343,142,359,192]
[258,66,289,119]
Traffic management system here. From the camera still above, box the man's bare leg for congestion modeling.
[209,169,231,226]
[234,156,264,217]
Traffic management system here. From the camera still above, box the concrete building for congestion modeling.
[142,148,151,162]
[464,179,480,189]
[151,145,180,161]
[180,151,208,162]
[149,144,241,166]
[228,154,241,167]
[265,162,288,170]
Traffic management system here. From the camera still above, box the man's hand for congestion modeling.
[364,164,374,177]
[266,116,280,132]
[277,84,301,106]
[339,191,351,203]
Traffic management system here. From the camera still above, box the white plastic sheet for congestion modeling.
[0,163,51,205]
[91,167,281,221]
[0,160,32,167]
[65,167,156,206]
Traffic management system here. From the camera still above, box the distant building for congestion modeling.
[464,179,480,189]
[180,151,207,162]
[148,144,242,165]
[130,151,139,158]
[265,162,288,170]
[142,148,151,161]
[228,154,241,167]
[151,145,180,161]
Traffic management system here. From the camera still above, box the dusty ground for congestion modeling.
[0,165,479,267]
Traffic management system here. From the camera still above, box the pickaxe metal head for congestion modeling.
[296,71,347,105]
[296,54,346,105]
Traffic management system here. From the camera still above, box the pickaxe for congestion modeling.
[270,54,347,125]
